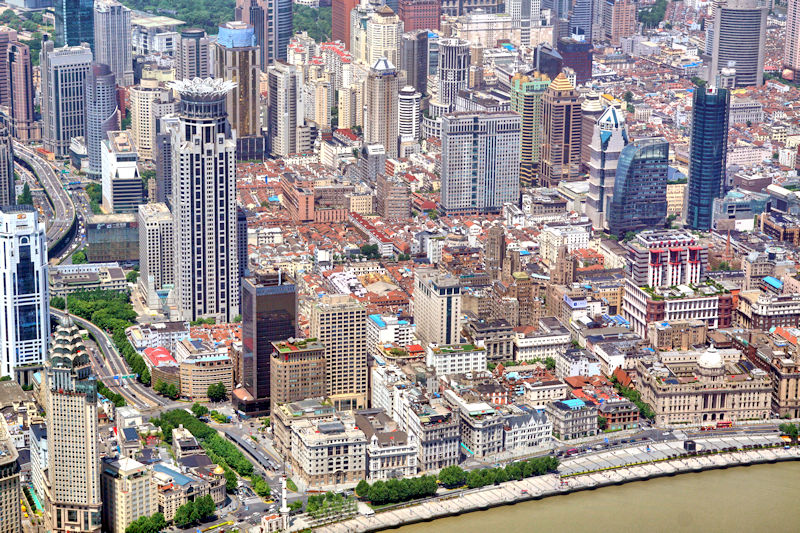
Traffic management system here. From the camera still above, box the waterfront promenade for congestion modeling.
[318,433,795,533]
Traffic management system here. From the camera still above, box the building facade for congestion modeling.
[93,0,133,86]
[540,73,582,187]
[41,42,92,157]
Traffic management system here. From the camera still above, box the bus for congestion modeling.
[716,421,733,429]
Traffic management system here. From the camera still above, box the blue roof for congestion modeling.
[268,195,279,202]
[562,399,586,409]
[502,43,515,50]
[763,276,783,290]
[368,314,386,328]
[153,464,194,487]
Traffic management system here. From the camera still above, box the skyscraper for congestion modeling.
[0,128,13,207]
[506,0,541,47]
[43,317,101,533]
[101,130,142,213]
[41,40,92,157]
[0,30,17,107]
[364,58,400,158]
[176,28,211,80]
[540,72,582,187]
[414,269,462,346]
[55,0,94,49]
[485,224,506,281]
[400,30,429,95]
[580,91,604,172]
[602,0,636,45]
[169,78,240,322]
[437,38,470,109]
[784,0,800,80]
[85,63,119,178]
[366,6,404,66]
[710,0,767,87]
[310,294,367,411]
[93,0,133,86]
[332,0,359,49]
[607,137,669,236]
[510,72,550,186]
[398,0,441,31]
[8,41,39,142]
[236,0,293,64]
[129,79,178,161]
[236,269,297,416]
[215,21,263,160]
[570,0,593,40]
[100,458,155,533]
[267,62,303,157]
[0,417,20,533]
[398,85,421,140]
[687,86,730,231]
[440,111,521,215]
[137,202,174,307]
[585,106,628,230]
[0,206,48,383]
[558,36,593,85]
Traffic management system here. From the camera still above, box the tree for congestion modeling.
[438,465,467,488]
[251,475,271,498]
[780,422,799,443]
[207,382,227,402]
[17,183,32,205]
[192,402,209,417]
[195,494,215,519]
[623,91,633,103]
[232,314,242,322]
[714,261,732,272]
[544,357,556,371]
[51,296,65,310]
[72,250,88,264]
[598,415,608,431]
[623,231,637,243]
[173,501,195,528]
[355,479,370,498]
[126,270,139,283]
[690,76,707,88]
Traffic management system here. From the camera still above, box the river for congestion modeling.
[393,462,800,533]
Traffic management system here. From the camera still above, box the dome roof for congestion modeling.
[698,344,723,370]
[213,465,225,476]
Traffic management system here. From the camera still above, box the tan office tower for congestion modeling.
[785,0,800,80]
[267,62,302,157]
[176,28,211,80]
[366,6,403,66]
[540,72,582,188]
[215,21,264,159]
[413,269,462,347]
[602,0,636,46]
[100,458,156,533]
[0,417,20,533]
[7,41,39,141]
[364,57,400,158]
[270,339,326,410]
[580,91,604,173]
[310,295,367,411]
[129,80,178,160]
[93,0,133,86]
[43,317,102,533]
[710,0,767,87]
[137,202,174,308]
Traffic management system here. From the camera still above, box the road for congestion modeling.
[12,142,76,258]
[50,308,171,410]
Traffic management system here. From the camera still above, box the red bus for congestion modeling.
[716,421,733,429]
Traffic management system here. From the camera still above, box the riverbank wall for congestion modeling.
[318,434,799,533]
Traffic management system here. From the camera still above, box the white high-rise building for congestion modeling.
[585,106,628,230]
[366,6,403,67]
[137,202,174,308]
[0,206,49,381]
[364,58,400,159]
[100,458,156,533]
[436,38,470,109]
[709,0,767,87]
[43,318,102,533]
[784,0,800,79]
[0,126,13,207]
[101,130,142,213]
[267,62,304,157]
[41,41,92,157]
[85,63,120,178]
[413,269,462,347]
[398,85,421,141]
[169,78,239,322]
[93,0,133,86]
[506,0,542,46]
[440,111,521,215]
[129,79,178,160]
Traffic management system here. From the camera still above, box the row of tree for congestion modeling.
[124,512,166,533]
[154,380,179,399]
[437,456,560,490]
[611,376,655,420]
[173,495,216,528]
[355,476,438,506]
[97,380,126,407]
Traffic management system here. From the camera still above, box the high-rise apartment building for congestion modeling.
[267,62,303,157]
[0,416,20,533]
[607,137,670,236]
[41,41,92,157]
[176,28,211,80]
[310,294,368,411]
[784,0,800,80]
[55,0,94,49]
[440,111,521,215]
[366,6,404,66]
[93,0,133,86]
[236,269,297,416]
[510,72,550,186]
[169,78,239,322]
[7,41,38,142]
[215,22,264,160]
[414,269,462,347]
[0,206,48,382]
[101,130,142,213]
[129,79,178,160]
[333,0,360,49]
[364,58,400,158]
[398,85,421,140]
[602,0,635,45]
[710,0,767,87]
[585,106,628,230]
[236,0,293,64]
[100,458,155,533]
[687,86,730,230]
[400,30,428,94]
[43,317,101,533]
[85,63,119,178]
[0,128,13,207]
[540,72,582,187]
[137,202,174,307]
[398,0,441,31]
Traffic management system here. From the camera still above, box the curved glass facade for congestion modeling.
[607,137,669,236]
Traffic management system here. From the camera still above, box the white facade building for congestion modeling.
[414,269,462,347]
[426,343,487,376]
